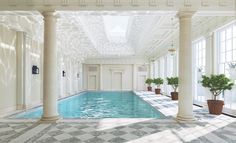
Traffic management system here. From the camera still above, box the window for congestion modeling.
[165,54,175,95]
[194,38,206,74]
[159,57,165,78]
[193,38,206,104]
[154,60,159,78]
[217,21,236,114]
[166,54,174,77]
[218,22,236,76]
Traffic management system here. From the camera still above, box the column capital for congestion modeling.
[42,11,58,18]
[177,11,196,18]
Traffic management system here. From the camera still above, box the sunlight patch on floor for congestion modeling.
[96,118,154,131]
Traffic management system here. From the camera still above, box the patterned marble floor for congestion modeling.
[0,91,236,143]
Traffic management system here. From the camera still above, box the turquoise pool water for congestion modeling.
[12,91,165,119]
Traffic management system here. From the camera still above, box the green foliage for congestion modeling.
[145,78,153,86]
[153,78,164,87]
[201,74,234,100]
[167,77,179,92]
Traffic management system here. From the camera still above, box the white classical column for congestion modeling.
[16,32,25,110]
[177,11,195,121]
[41,11,59,121]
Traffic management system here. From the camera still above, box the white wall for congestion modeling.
[0,24,83,116]
[102,64,133,91]
[0,25,44,115]
[0,25,17,115]
[83,58,150,91]
[17,34,43,109]
[58,54,83,98]
[29,39,43,106]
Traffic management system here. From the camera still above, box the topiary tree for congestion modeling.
[201,74,234,100]
[145,78,153,86]
[153,78,164,88]
[166,77,179,92]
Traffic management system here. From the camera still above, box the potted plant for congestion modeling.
[201,74,234,115]
[228,62,236,80]
[153,78,164,94]
[145,78,153,91]
[167,77,179,100]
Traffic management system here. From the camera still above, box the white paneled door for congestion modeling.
[137,75,146,91]
[88,75,97,90]
[112,72,122,90]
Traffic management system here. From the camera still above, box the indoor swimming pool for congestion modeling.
[12,91,165,119]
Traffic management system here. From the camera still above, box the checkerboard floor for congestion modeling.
[1,91,236,143]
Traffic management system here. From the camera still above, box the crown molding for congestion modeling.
[0,0,235,11]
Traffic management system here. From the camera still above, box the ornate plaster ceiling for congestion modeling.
[57,11,178,59]
[0,11,234,62]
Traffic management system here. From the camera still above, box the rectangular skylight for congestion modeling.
[103,15,130,43]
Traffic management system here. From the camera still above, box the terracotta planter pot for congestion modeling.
[155,88,161,94]
[147,86,152,91]
[207,100,224,115]
[171,92,178,100]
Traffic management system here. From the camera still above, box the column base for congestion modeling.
[176,114,195,122]
[40,115,60,122]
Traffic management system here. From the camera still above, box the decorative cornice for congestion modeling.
[42,11,58,18]
[177,11,196,18]
[0,0,234,11]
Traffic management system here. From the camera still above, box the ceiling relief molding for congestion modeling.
[8,0,17,6]
[0,0,235,11]
[0,11,235,63]
[149,0,157,7]
[114,0,121,6]
[61,0,69,6]
[219,0,231,6]
[78,0,86,6]
[184,0,191,7]
[201,0,209,7]
[25,0,34,6]
[167,0,174,6]
[130,0,139,6]
[96,0,103,6]
[43,0,52,6]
